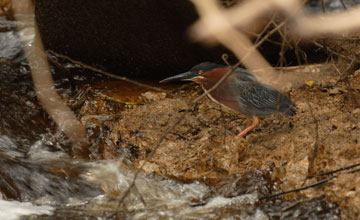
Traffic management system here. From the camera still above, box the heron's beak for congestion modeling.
[160,71,204,83]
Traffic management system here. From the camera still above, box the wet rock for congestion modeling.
[141,91,167,103]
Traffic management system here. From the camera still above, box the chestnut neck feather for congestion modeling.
[195,67,242,113]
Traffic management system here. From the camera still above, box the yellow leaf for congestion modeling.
[305,81,314,87]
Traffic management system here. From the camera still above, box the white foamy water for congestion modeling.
[0,199,54,220]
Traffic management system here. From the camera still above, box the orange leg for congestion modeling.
[238,117,259,137]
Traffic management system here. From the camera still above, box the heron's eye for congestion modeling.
[198,70,204,75]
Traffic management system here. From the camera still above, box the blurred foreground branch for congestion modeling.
[191,0,360,40]
[189,0,360,91]
[12,0,87,153]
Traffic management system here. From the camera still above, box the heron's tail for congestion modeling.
[280,96,296,116]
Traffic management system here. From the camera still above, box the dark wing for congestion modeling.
[230,74,296,116]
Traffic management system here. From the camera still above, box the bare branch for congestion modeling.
[13,0,87,151]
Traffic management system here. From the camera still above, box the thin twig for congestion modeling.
[257,21,286,48]
[261,162,360,200]
[306,101,320,177]
[308,162,360,178]
[222,53,231,66]
[270,20,290,67]
[280,198,312,212]
[254,14,276,45]
[333,59,355,82]
[340,0,347,10]
[48,50,172,96]
[348,167,360,174]
[312,41,360,63]
[279,31,287,67]
[219,104,229,143]
[133,183,147,207]
[332,61,360,108]
[293,38,302,65]
[320,0,326,13]
[260,176,336,200]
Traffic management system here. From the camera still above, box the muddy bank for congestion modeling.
[76,67,360,218]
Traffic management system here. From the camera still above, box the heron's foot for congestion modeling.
[237,117,259,137]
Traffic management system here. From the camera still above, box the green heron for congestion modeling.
[160,62,296,137]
